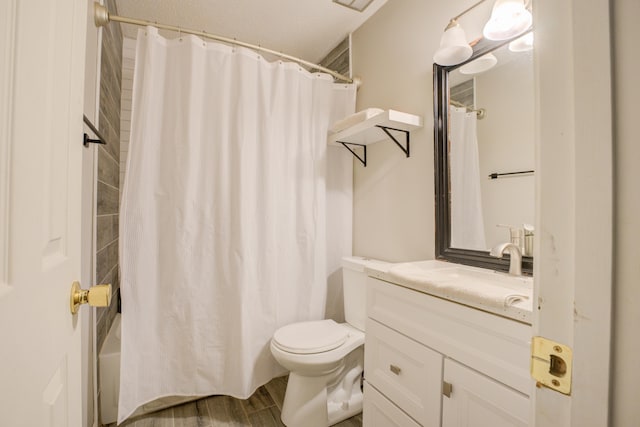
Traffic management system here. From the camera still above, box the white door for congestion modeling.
[533,1,613,426]
[0,0,88,426]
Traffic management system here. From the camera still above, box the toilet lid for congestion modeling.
[272,319,349,354]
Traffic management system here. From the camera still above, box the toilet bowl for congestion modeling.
[270,256,389,427]
[271,320,365,426]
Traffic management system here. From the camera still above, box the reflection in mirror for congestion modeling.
[434,31,534,274]
[449,40,534,253]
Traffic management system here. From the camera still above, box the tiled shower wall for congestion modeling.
[317,36,350,77]
[96,0,123,352]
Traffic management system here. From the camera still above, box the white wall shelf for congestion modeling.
[328,109,423,167]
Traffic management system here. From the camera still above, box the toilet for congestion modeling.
[270,256,387,427]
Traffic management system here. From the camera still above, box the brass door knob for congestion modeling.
[70,281,112,314]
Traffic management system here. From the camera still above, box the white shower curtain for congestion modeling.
[450,106,487,250]
[118,27,354,422]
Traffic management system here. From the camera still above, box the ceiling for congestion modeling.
[114,0,388,65]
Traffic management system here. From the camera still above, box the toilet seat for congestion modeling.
[272,319,349,354]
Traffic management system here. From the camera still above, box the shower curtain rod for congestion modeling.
[93,2,354,84]
[450,100,485,119]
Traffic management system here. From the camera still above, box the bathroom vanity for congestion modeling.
[362,261,532,427]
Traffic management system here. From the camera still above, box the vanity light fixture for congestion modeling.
[483,0,532,41]
[459,52,498,74]
[432,0,488,66]
[433,0,533,66]
[433,19,473,66]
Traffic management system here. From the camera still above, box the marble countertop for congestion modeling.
[365,260,533,324]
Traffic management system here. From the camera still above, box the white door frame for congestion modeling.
[83,1,103,425]
[533,0,613,425]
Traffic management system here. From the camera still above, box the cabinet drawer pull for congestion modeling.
[442,381,453,398]
[389,364,402,375]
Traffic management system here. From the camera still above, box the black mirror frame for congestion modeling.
[433,34,534,275]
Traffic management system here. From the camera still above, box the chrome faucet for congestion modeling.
[490,242,523,276]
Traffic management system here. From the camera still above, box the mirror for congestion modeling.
[434,31,534,274]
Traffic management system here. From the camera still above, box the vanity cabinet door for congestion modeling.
[442,359,529,427]
[365,319,443,427]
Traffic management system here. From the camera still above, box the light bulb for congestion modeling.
[483,0,532,41]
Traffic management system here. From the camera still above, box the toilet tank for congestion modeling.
[342,256,389,331]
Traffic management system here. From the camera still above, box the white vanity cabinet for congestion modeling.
[363,276,532,427]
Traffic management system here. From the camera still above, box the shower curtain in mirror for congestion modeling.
[118,27,354,422]
[450,106,487,250]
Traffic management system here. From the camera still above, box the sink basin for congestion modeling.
[404,261,532,292]
[380,260,533,323]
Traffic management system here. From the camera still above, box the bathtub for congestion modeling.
[99,314,121,425]
[98,314,202,424]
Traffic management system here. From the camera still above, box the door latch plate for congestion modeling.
[531,336,572,395]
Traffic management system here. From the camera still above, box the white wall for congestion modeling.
[352,0,438,262]
[611,0,640,423]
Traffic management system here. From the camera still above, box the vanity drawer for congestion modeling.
[363,381,421,427]
[366,277,532,395]
[365,319,442,427]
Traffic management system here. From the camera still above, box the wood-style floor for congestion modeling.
[108,376,363,427]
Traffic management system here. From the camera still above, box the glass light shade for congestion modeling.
[483,0,532,41]
[459,53,498,75]
[509,32,534,52]
[433,24,473,66]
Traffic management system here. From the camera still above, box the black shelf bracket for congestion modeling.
[336,125,411,167]
[377,125,410,158]
[338,141,367,167]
